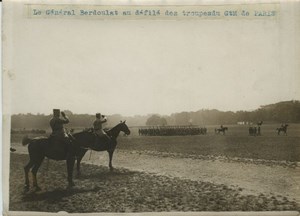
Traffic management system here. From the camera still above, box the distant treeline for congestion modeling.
[11,113,149,130]
[163,100,300,126]
[11,100,300,129]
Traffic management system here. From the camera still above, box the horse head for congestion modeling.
[119,120,131,135]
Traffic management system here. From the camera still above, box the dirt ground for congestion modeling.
[8,149,300,213]
[83,149,300,203]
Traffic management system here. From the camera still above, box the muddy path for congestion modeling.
[82,149,300,204]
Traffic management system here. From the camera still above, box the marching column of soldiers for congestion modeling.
[139,126,207,136]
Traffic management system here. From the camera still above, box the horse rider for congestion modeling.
[93,113,111,147]
[220,125,224,129]
[49,109,74,156]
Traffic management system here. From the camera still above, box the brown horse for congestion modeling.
[22,134,79,191]
[22,121,130,192]
[73,121,130,176]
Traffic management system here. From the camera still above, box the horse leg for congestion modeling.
[76,157,82,178]
[76,149,87,178]
[108,150,114,171]
[67,157,75,188]
[31,158,44,191]
[24,160,34,192]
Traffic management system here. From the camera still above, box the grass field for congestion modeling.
[118,124,300,162]
[10,124,300,162]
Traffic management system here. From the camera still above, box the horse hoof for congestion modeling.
[23,185,30,193]
[67,182,75,189]
[109,167,114,172]
[34,186,41,192]
[67,185,74,190]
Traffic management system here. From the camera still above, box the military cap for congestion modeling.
[53,109,60,116]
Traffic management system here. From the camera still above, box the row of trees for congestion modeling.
[146,100,300,126]
[10,113,149,130]
[10,100,300,129]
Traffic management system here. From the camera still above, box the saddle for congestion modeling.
[48,133,74,158]
[92,134,113,150]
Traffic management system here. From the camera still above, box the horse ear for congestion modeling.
[124,120,126,123]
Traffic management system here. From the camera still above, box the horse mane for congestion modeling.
[106,122,123,133]
[73,122,123,136]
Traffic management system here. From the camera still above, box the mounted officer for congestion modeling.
[93,113,111,148]
[50,109,69,136]
[49,109,74,157]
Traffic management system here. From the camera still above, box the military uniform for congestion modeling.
[93,113,111,148]
[50,116,69,137]
[93,119,106,136]
[49,109,73,157]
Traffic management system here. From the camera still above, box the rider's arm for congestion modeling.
[101,118,107,124]
[100,115,107,123]
[60,112,69,124]
[58,117,69,124]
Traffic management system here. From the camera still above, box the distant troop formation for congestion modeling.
[248,127,261,136]
[139,126,207,136]
[248,121,263,136]
[138,121,289,137]
[11,129,46,134]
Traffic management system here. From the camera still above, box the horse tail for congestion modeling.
[22,136,32,146]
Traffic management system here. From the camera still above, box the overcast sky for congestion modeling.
[6,4,300,116]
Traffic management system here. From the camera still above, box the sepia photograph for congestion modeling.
[2,0,300,215]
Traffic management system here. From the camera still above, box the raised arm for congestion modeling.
[101,115,107,123]
[60,112,70,124]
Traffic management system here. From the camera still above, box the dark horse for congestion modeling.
[22,121,130,191]
[73,121,130,176]
[22,134,79,191]
[276,124,288,135]
[215,127,228,135]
